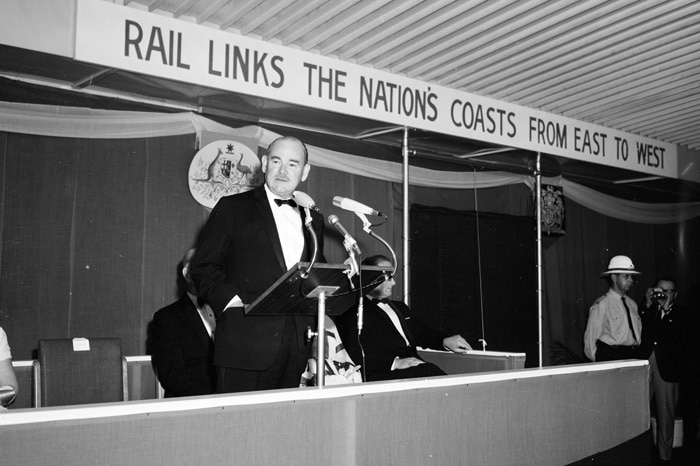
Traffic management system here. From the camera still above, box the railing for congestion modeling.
[0,361,651,465]
[9,351,522,409]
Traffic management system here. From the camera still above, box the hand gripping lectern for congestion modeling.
[244,261,390,387]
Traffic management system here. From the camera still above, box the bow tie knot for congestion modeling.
[274,198,298,208]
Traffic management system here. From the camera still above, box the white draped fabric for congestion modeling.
[549,177,700,224]
[0,101,235,147]
[1,101,698,224]
[257,127,530,190]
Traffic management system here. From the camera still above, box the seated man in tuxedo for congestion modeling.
[151,248,217,397]
[335,255,472,382]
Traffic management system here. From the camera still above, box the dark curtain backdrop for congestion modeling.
[0,130,393,359]
[397,181,700,366]
[1,130,698,364]
[410,205,538,366]
[0,132,208,358]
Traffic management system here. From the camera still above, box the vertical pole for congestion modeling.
[316,291,326,388]
[402,127,410,306]
[535,153,543,368]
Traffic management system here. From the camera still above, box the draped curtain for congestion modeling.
[2,101,699,223]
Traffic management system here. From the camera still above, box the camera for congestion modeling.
[652,290,666,300]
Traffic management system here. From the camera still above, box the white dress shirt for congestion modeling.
[264,184,304,270]
[188,292,216,340]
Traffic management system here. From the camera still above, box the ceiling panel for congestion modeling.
[121,0,699,151]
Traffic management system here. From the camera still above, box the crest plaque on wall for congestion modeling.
[188,140,263,209]
[539,184,565,235]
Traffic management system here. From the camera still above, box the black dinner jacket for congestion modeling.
[191,185,325,371]
[335,298,447,379]
[151,295,216,397]
[640,302,690,383]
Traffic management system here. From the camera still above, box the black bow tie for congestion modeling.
[274,198,297,208]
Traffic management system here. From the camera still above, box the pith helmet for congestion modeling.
[602,255,641,275]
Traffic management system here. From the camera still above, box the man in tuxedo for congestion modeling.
[151,248,217,398]
[640,276,689,462]
[191,136,325,393]
[335,255,472,382]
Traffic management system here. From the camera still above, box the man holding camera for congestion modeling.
[640,276,687,462]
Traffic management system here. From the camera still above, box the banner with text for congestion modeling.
[75,0,677,178]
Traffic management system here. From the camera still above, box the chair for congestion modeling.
[32,338,128,407]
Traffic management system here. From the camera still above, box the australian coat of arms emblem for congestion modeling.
[189,140,264,209]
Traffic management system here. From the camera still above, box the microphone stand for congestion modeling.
[353,211,394,382]
[299,207,318,279]
[298,206,326,387]
[341,237,362,328]
[355,212,397,276]
[356,214,396,333]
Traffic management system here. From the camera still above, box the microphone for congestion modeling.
[292,191,321,213]
[332,196,384,217]
[328,214,360,254]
